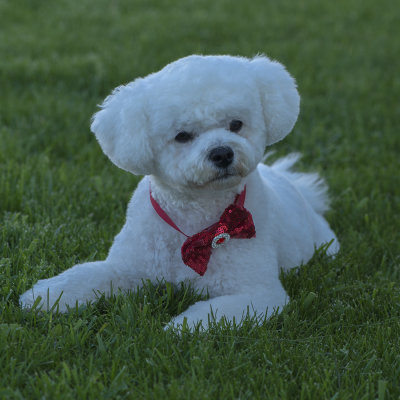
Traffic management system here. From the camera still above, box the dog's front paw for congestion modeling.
[164,312,207,333]
[19,278,69,312]
[19,288,43,310]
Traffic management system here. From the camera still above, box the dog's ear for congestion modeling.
[91,81,153,175]
[250,56,300,145]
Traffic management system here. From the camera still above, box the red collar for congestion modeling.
[150,186,256,276]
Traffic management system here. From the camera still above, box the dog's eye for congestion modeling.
[229,120,243,133]
[175,131,194,143]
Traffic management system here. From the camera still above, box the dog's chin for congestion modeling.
[210,173,243,189]
[190,173,244,190]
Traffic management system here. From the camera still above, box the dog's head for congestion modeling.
[91,55,299,191]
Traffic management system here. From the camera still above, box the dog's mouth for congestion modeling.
[186,161,250,189]
[205,170,244,188]
[187,171,240,189]
[211,172,237,182]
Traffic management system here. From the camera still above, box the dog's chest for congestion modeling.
[155,218,271,292]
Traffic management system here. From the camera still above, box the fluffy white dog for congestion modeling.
[20,54,339,329]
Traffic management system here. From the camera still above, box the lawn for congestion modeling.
[1,0,399,398]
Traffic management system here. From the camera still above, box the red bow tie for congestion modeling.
[150,186,256,276]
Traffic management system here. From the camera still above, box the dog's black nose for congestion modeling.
[208,146,234,168]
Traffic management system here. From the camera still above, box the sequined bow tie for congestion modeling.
[150,186,256,276]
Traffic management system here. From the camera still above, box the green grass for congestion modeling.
[1,0,399,398]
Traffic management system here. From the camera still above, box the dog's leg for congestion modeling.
[19,260,140,312]
[166,281,288,331]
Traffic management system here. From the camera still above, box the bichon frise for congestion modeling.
[20,54,339,329]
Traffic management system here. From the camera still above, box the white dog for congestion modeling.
[20,54,339,329]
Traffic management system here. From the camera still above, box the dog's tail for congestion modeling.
[270,153,330,216]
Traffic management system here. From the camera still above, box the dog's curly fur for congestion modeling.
[20,55,339,329]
